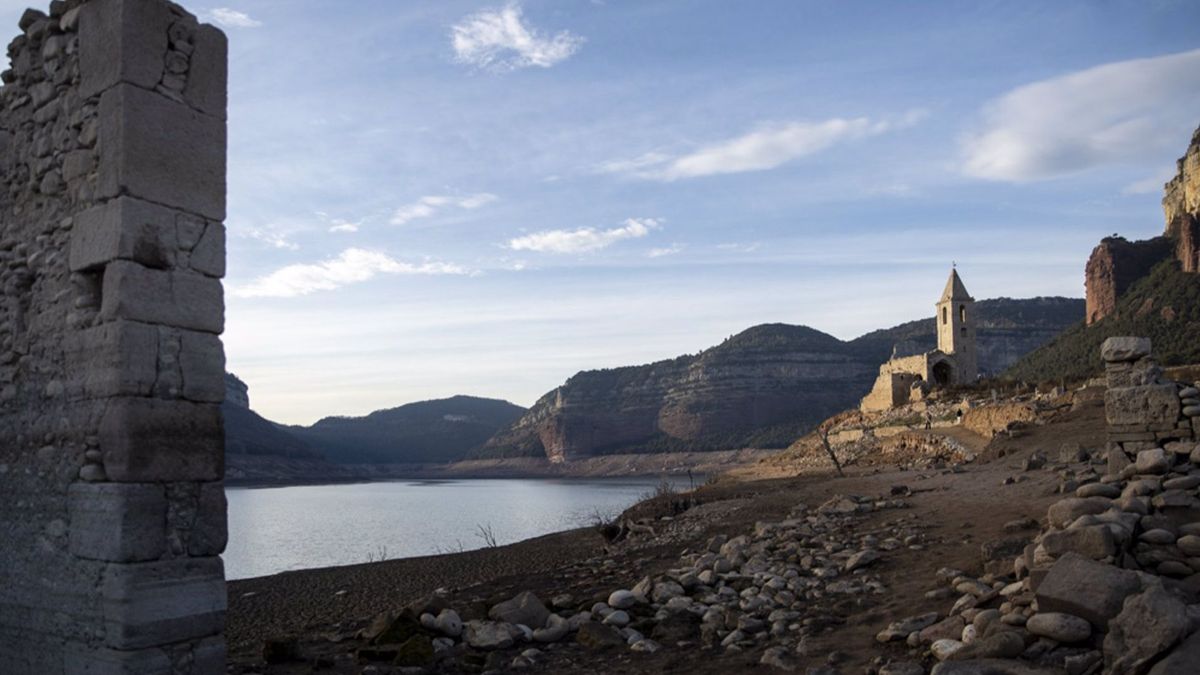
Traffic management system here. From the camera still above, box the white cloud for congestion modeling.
[328,220,360,233]
[508,218,659,254]
[604,113,923,181]
[390,193,498,225]
[451,3,583,71]
[647,244,683,258]
[244,228,299,251]
[716,242,761,253]
[233,248,471,298]
[962,48,1200,182]
[205,8,262,28]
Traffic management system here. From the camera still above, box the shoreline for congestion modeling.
[224,448,776,488]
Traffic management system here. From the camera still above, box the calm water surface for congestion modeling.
[224,477,695,580]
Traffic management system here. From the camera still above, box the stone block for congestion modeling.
[184,24,228,119]
[97,83,226,221]
[68,483,166,562]
[1101,337,1152,363]
[189,482,227,557]
[101,557,225,649]
[100,397,223,482]
[100,261,224,334]
[189,221,225,278]
[1106,384,1182,427]
[79,0,174,99]
[1041,525,1116,560]
[64,320,159,398]
[70,197,181,272]
[179,330,225,403]
[1035,552,1142,628]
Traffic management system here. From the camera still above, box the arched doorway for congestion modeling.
[932,360,954,386]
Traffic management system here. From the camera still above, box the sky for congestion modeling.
[5,1,1200,424]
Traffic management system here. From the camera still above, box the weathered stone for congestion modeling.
[946,631,1024,661]
[465,621,517,650]
[1025,612,1091,643]
[1047,498,1112,529]
[101,557,226,649]
[608,589,637,609]
[931,660,1065,675]
[489,591,550,629]
[68,483,166,562]
[100,261,225,334]
[79,0,174,98]
[1135,448,1170,474]
[1104,584,1189,675]
[1041,525,1117,560]
[69,197,180,272]
[575,621,624,650]
[97,83,227,221]
[1035,553,1142,628]
[532,614,567,643]
[877,612,940,642]
[64,320,159,398]
[188,482,227,557]
[100,397,224,482]
[845,549,880,572]
[917,616,965,646]
[1102,337,1152,363]
[1106,385,1182,428]
[1076,482,1121,498]
[1148,629,1200,675]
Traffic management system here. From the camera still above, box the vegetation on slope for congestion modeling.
[289,396,527,464]
[1005,260,1200,383]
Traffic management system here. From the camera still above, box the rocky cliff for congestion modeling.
[1086,124,1200,323]
[1164,125,1200,273]
[1084,236,1173,324]
[482,298,1083,462]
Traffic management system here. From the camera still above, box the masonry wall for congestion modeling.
[1102,337,1198,460]
[0,1,228,672]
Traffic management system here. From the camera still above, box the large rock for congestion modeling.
[1104,584,1190,675]
[1148,629,1200,675]
[876,612,940,642]
[1106,385,1182,428]
[1101,337,1152,363]
[946,631,1024,661]
[575,622,624,650]
[1040,525,1117,560]
[1136,448,1170,475]
[931,659,1068,675]
[1035,553,1142,628]
[489,591,550,629]
[465,621,519,650]
[1047,498,1112,529]
[1025,612,1091,643]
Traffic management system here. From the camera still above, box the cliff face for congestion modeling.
[483,298,1083,462]
[1085,125,1200,323]
[1164,125,1200,273]
[1085,237,1173,324]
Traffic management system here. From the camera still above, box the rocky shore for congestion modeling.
[225,340,1200,675]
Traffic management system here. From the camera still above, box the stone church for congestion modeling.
[860,269,979,412]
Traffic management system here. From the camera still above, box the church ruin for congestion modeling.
[0,1,229,672]
[860,268,978,412]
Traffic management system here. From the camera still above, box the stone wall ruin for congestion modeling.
[0,0,228,672]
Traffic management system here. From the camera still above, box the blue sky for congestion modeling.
[6,1,1200,424]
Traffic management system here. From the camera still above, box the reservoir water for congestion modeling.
[223,476,695,580]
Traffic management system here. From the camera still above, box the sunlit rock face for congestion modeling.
[1164,125,1200,274]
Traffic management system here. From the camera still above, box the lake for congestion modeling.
[223,476,697,580]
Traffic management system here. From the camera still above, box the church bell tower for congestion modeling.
[936,267,977,383]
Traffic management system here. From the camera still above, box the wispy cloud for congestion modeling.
[1122,168,1177,196]
[962,48,1200,182]
[328,219,360,233]
[204,8,262,28]
[716,242,761,253]
[647,244,684,258]
[244,227,300,251]
[451,2,584,71]
[232,248,471,298]
[390,193,498,226]
[508,218,659,254]
[603,112,924,181]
